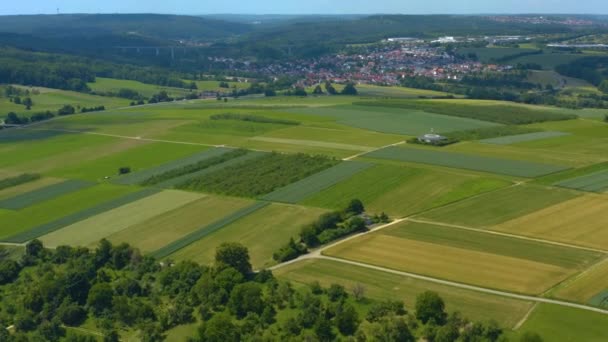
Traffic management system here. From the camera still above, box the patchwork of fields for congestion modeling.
[1,85,607,341]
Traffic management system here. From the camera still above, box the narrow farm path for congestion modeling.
[342,140,406,161]
[513,303,539,330]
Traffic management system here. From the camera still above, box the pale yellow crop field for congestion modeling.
[40,190,203,247]
[105,195,253,253]
[324,234,575,294]
[552,258,608,303]
[493,194,608,250]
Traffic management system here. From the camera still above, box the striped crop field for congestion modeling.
[171,203,327,268]
[552,258,608,305]
[262,161,373,203]
[1,187,157,243]
[324,221,599,294]
[555,169,608,193]
[480,131,570,145]
[492,194,608,250]
[364,146,569,177]
[419,184,579,228]
[287,104,499,136]
[276,259,533,328]
[156,151,267,188]
[0,173,41,191]
[0,184,140,243]
[151,201,270,259]
[40,190,203,248]
[112,147,230,185]
[0,179,94,210]
[105,195,254,253]
[0,177,63,201]
[303,164,511,217]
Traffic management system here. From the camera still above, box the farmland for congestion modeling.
[275,259,534,328]
[287,104,499,136]
[512,304,608,341]
[171,203,327,268]
[419,184,579,228]
[492,194,608,250]
[303,164,511,217]
[364,146,569,177]
[39,190,203,248]
[176,152,339,197]
[0,80,607,341]
[323,221,596,294]
[105,195,254,253]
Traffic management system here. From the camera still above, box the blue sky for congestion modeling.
[1,0,607,15]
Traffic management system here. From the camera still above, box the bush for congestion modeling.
[118,167,131,175]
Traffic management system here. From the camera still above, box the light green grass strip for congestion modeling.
[0,179,94,210]
[556,170,608,193]
[365,146,568,178]
[151,201,270,259]
[480,131,570,145]
[3,188,160,243]
[112,147,231,185]
[157,151,268,188]
[263,161,373,203]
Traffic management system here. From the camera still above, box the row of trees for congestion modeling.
[0,239,542,342]
[274,199,390,262]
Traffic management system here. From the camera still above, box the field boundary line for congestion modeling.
[404,218,608,254]
[513,303,538,330]
[316,255,608,315]
[343,140,406,161]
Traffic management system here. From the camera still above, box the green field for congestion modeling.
[0,86,130,117]
[555,169,608,192]
[303,163,511,217]
[364,146,569,177]
[481,131,571,145]
[552,259,608,305]
[263,161,372,203]
[112,147,226,185]
[287,104,499,136]
[0,173,40,191]
[171,203,327,268]
[354,99,578,124]
[40,190,203,248]
[513,304,608,341]
[0,179,93,210]
[0,184,140,242]
[88,77,194,98]
[419,184,579,228]
[105,195,254,253]
[276,259,534,328]
[151,201,270,259]
[0,176,62,201]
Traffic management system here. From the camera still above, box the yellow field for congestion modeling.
[324,234,575,294]
[0,177,63,200]
[493,194,608,250]
[105,195,254,253]
[40,190,203,247]
[552,258,608,303]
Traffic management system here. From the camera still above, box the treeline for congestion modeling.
[0,47,194,93]
[555,56,608,86]
[210,114,300,126]
[0,239,534,342]
[274,199,390,262]
[3,104,92,125]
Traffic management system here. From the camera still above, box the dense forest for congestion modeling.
[0,240,542,341]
